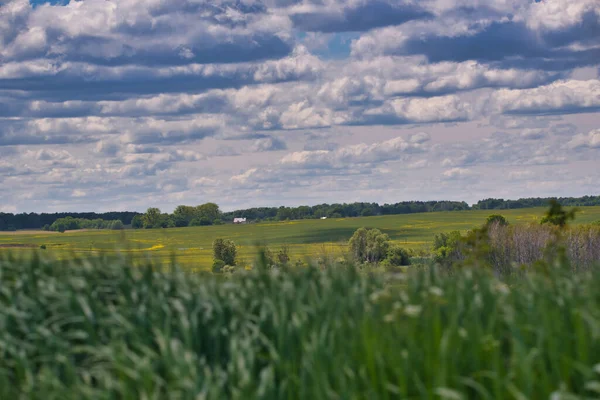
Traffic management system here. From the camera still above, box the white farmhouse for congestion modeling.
[233,218,247,224]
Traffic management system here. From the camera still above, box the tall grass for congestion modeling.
[1,252,600,399]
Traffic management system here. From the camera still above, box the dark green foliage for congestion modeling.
[475,195,600,210]
[196,203,221,223]
[0,211,140,231]
[349,227,390,263]
[131,215,143,229]
[212,238,237,266]
[384,246,411,266]
[486,214,508,226]
[212,259,225,273]
[223,200,470,222]
[1,253,600,398]
[189,217,212,227]
[48,217,124,232]
[39,245,46,250]
[432,231,463,265]
[540,199,578,227]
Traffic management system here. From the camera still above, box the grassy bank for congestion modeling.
[1,252,600,399]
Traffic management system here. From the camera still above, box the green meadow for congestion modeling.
[2,206,600,270]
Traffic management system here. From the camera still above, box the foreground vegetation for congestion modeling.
[1,251,599,399]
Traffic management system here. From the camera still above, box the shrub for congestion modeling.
[110,220,124,230]
[432,231,463,265]
[384,246,411,266]
[540,199,577,227]
[276,245,290,265]
[221,265,236,274]
[485,214,508,226]
[213,238,237,266]
[39,245,46,250]
[212,259,225,273]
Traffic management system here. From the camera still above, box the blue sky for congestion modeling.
[0,0,599,213]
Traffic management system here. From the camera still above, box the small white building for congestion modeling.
[321,217,327,220]
[233,218,247,224]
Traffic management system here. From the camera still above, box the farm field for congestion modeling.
[1,206,600,270]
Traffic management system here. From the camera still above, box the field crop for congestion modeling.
[1,252,600,398]
[1,207,600,270]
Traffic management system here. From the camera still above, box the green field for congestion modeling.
[2,206,600,270]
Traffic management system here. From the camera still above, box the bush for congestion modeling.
[39,245,46,250]
[485,214,508,226]
[540,199,577,227]
[221,265,236,274]
[110,220,124,230]
[212,259,225,273]
[384,246,411,266]
[432,231,463,265]
[213,238,237,266]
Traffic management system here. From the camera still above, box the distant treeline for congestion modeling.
[1,195,600,231]
[473,196,600,210]
[0,212,139,232]
[222,201,470,221]
[46,217,125,233]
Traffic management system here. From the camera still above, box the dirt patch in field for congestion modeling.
[0,244,38,248]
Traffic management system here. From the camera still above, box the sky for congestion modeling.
[0,0,599,213]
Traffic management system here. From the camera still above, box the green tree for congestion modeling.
[172,205,197,227]
[142,208,163,229]
[212,238,237,266]
[486,214,508,226]
[540,200,578,228]
[349,228,390,263]
[433,231,463,265]
[196,203,221,225]
[131,215,143,229]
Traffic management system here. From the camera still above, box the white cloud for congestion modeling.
[567,129,600,149]
[490,79,600,115]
